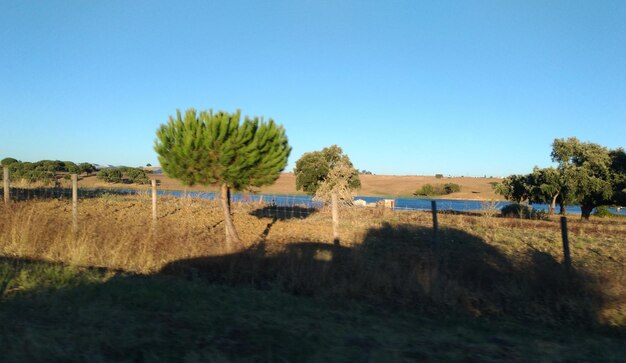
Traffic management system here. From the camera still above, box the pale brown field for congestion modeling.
[76,173,503,200]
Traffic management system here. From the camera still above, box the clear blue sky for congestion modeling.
[1,1,624,176]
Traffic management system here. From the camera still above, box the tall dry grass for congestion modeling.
[0,195,624,328]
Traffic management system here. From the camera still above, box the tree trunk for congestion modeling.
[559,201,567,216]
[580,203,593,220]
[549,193,559,216]
[331,192,340,245]
[220,183,242,251]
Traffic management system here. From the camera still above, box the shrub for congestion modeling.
[125,168,150,184]
[415,184,435,196]
[97,168,123,183]
[78,163,96,175]
[444,183,461,194]
[501,203,545,219]
[63,161,79,173]
[594,206,616,218]
[435,174,443,179]
[24,170,55,184]
[414,183,461,196]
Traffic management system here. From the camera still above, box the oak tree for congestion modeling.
[294,145,360,243]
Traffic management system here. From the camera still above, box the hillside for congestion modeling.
[77,173,503,200]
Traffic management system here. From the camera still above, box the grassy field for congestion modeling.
[2,257,625,362]
[1,196,625,361]
[75,172,504,200]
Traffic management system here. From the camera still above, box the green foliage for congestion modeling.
[414,183,461,196]
[155,108,291,191]
[496,138,625,218]
[435,174,443,179]
[155,108,291,249]
[501,203,545,219]
[97,168,123,183]
[95,167,150,184]
[415,184,435,196]
[294,145,360,196]
[610,148,626,206]
[78,162,96,175]
[494,174,532,203]
[524,167,564,215]
[0,159,94,184]
[37,160,65,173]
[124,168,150,184]
[63,161,79,174]
[21,170,56,184]
[593,206,616,218]
[444,183,460,194]
[1,157,19,167]
[551,137,617,218]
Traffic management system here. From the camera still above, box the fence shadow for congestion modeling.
[161,222,607,328]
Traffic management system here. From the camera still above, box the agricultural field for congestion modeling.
[1,195,625,361]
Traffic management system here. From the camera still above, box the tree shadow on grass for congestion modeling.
[249,205,319,244]
[0,256,324,362]
[0,221,614,330]
[249,205,318,221]
[0,224,623,362]
[162,222,610,329]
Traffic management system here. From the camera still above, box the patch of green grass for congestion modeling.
[1,257,624,362]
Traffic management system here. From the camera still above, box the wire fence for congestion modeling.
[0,185,505,219]
[3,172,626,217]
[3,169,626,272]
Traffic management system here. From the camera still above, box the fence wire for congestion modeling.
[2,177,625,269]
[2,170,626,218]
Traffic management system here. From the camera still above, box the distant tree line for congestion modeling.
[0,158,151,186]
[96,167,151,184]
[495,138,626,219]
[0,158,95,184]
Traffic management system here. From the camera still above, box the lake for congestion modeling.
[155,190,626,216]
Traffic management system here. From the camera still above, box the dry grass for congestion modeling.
[0,195,330,273]
[0,196,625,328]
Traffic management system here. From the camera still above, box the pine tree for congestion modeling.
[155,108,291,250]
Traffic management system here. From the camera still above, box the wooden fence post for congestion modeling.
[331,192,340,245]
[431,200,439,243]
[72,174,78,231]
[560,216,571,272]
[151,179,157,230]
[3,167,9,204]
